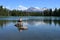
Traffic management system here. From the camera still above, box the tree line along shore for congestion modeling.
[0,5,60,16]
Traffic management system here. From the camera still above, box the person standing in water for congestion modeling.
[17,18,23,27]
[15,18,28,32]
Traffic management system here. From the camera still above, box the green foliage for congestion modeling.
[0,5,60,16]
[0,5,10,16]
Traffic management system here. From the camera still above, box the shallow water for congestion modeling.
[0,16,60,40]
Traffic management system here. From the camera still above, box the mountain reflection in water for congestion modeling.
[0,19,60,29]
[0,16,60,40]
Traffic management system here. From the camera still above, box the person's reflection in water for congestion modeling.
[20,30,22,32]
[17,26,23,32]
[15,18,28,32]
[17,26,28,32]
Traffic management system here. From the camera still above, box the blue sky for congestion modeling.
[0,0,60,9]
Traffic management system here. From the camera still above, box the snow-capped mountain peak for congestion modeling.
[26,7,42,12]
[16,6,47,12]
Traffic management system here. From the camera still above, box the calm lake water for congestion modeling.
[0,16,60,40]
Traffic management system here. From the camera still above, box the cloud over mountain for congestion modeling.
[2,5,51,12]
[16,5,48,12]
[16,5,27,10]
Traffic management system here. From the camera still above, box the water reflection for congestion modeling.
[0,17,60,31]
[15,25,28,32]
[25,19,60,26]
[0,19,60,27]
[43,19,60,26]
[0,20,16,29]
[15,21,28,32]
[0,16,60,40]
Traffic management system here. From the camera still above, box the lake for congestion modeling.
[0,16,60,40]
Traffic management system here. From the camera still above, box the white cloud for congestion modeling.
[35,7,40,9]
[34,22,45,26]
[52,8,55,11]
[16,5,28,10]
[3,5,57,11]
[3,6,9,9]
[35,7,47,11]
[3,6,13,10]
[2,5,28,10]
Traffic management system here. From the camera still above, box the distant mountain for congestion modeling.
[19,7,48,12]
[25,7,41,12]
